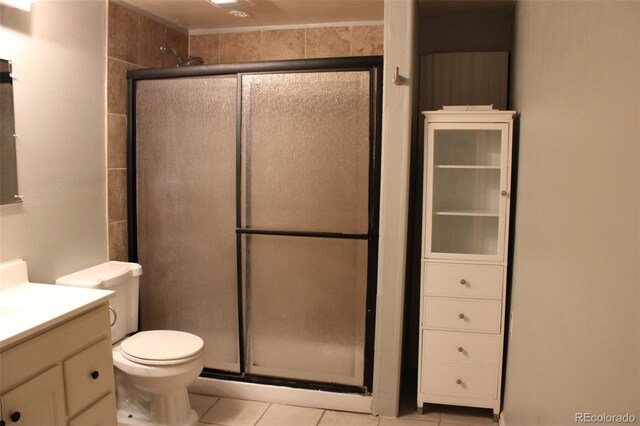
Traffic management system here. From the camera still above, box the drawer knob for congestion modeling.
[501,190,508,196]
[456,379,463,385]
[459,279,467,285]
[91,370,100,380]
[10,412,20,423]
[458,313,465,319]
[458,347,464,352]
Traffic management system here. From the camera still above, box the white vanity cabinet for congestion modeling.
[418,110,515,420]
[0,304,116,426]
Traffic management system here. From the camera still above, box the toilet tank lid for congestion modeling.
[55,261,142,289]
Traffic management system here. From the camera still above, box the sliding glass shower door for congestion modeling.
[136,76,240,372]
[132,59,381,389]
[240,72,371,385]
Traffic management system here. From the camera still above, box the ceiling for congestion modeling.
[119,0,384,33]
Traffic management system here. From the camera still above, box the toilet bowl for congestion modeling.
[112,331,204,426]
[56,262,205,426]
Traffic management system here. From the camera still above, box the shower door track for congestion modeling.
[127,56,383,395]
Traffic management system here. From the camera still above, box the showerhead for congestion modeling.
[160,46,204,67]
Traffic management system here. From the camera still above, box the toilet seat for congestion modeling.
[121,330,204,366]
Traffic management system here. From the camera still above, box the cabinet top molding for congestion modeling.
[422,110,516,122]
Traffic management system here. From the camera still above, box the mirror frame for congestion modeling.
[1,58,21,205]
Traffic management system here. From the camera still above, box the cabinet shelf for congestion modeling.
[435,165,501,170]
[434,210,499,217]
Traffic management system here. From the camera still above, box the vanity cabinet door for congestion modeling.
[64,337,114,416]
[68,393,116,426]
[1,365,66,426]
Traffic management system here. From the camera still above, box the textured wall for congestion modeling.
[189,25,383,64]
[106,7,383,260]
[504,1,640,424]
[0,1,107,282]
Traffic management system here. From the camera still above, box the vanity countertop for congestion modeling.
[0,283,114,350]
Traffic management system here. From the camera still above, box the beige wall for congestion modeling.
[189,26,383,64]
[0,2,107,282]
[372,0,416,417]
[504,1,640,424]
[106,0,189,261]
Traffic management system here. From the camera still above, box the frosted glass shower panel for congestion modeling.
[136,76,240,372]
[243,235,368,386]
[241,72,371,234]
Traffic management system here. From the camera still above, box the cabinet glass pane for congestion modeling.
[243,235,367,386]
[136,76,240,372]
[430,128,503,256]
[433,168,500,214]
[434,129,501,166]
[432,215,499,255]
[241,72,370,234]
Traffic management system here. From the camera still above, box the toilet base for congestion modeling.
[116,400,198,426]
[114,365,200,426]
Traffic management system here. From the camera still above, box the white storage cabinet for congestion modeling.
[418,110,516,421]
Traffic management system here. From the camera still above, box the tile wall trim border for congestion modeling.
[189,20,384,36]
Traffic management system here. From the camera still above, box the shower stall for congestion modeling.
[126,57,382,394]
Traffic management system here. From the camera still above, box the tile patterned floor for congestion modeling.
[189,394,496,426]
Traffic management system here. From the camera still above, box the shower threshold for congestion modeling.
[189,376,373,414]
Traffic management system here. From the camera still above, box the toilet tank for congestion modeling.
[56,262,142,343]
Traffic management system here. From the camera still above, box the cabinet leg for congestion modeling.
[493,412,500,423]
[417,404,426,415]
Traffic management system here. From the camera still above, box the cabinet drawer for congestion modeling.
[424,263,503,300]
[423,297,501,333]
[421,362,497,399]
[68,392,116,426]
[64,337,114,416]
[422,330,500,366]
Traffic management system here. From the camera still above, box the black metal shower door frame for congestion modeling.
[127,56,383,394]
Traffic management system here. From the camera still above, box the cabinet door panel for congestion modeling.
[1,365,66,426]
[424,122,509,262]
[423,297,501,333]
[68,392,116,426]
[64,337,114,416]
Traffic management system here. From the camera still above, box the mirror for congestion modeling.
[1,58,21,205]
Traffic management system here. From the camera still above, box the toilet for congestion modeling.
[56,262,204,426]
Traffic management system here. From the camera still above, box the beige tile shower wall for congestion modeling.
[189,25,383,64]
[106,1,189,260]
[106,18,381,260]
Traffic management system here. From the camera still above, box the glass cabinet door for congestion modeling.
[425,123,510,261]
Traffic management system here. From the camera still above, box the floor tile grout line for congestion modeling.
[198,395,222,422]
[315,409,326,426]
[253,402,271,426]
